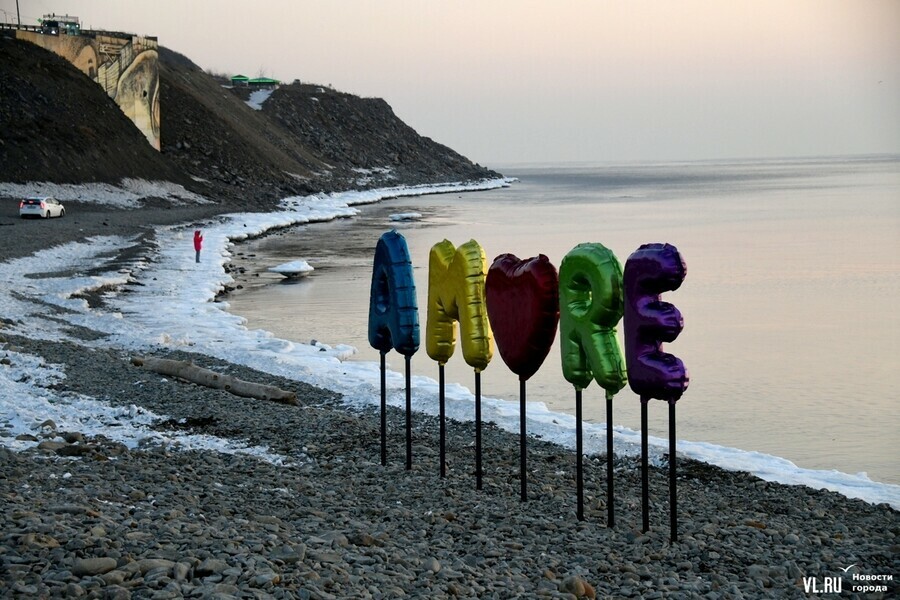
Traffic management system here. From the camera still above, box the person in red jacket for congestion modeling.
[193,230,203,263]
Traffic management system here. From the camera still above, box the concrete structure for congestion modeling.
[16,27,160,150]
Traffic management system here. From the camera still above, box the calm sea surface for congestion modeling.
[226,156,900,485]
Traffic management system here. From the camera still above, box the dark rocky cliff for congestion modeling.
[0,36,186,186]
[263,84,493,188]
[0,36,499,210]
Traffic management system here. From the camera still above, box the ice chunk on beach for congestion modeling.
[389,212,422,221]
[268,260,314,278]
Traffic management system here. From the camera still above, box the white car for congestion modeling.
[19,196,66,219]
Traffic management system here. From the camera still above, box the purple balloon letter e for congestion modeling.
[623,243,688,402]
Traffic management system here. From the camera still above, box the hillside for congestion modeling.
[0,36,499,210]
[0,36,187,187]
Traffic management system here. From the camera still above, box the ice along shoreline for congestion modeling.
[0,177,898,510]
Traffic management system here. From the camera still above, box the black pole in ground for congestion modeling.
[669,400,678,542]
[606,392,615,528]
[380,350,387,466]
[475,370,483,490]
[439,364,446,478]
[575,389,583,520]
[641,397,649,533]
[405,355,412,471]
[520,378,527,502]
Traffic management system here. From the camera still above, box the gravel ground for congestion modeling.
[0,198,259,262]
[0,207,897,599]
[1,337,898,599]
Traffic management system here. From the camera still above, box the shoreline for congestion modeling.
[3,177,899,502]
[216,186,900,502]
[1,180,898,598]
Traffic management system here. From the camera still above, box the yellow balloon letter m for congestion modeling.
[426,239,493,371]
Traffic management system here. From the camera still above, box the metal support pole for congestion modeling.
[380,351,386,466]
[439,364,446,478]
[520,378,527,502]
[641,397,649,533]
[475,370,482,490]
[606,392,615,528]
[405,354,411,470]
[575,389,583,520]
[669,400,678,542]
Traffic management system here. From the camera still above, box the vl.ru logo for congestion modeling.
[802,564,894,595]
[802,565,852,594]
[802,574,843,594]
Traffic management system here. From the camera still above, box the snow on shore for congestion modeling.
[0,179,211,207]
[245,89,274,111]
[1,177,898,509]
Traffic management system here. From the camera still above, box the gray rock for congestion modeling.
[134,559,176,575]
[73,557,118,576]
[61,431,85,443]
[195,558,230,576]
[106,586,132,600]
[173,562,191,582]
[36,440,67,452]
[270,544,305,564]
[101,570,128,586]
[422,557,441,573]
[20,533,60,548]
[253,571,280,586]
[320,530,349,547]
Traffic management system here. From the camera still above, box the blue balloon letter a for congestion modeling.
[368,230,420,357]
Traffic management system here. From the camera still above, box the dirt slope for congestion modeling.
[0,34,500,210]
[156,47,331,207]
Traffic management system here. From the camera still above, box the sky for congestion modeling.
[2,0,899,166]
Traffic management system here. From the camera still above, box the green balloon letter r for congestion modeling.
[559,243,628,397]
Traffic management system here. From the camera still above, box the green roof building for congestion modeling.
[248,77,281,87]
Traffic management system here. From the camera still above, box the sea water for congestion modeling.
[226,155,900,485]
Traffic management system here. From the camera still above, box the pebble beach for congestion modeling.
[1,333,898,599]
[0,203,897,599]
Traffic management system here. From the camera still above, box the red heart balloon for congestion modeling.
[486,254,560,381]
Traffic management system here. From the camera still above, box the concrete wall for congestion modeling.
[17,30,160,151]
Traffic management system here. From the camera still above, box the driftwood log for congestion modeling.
[131,356,297,405]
